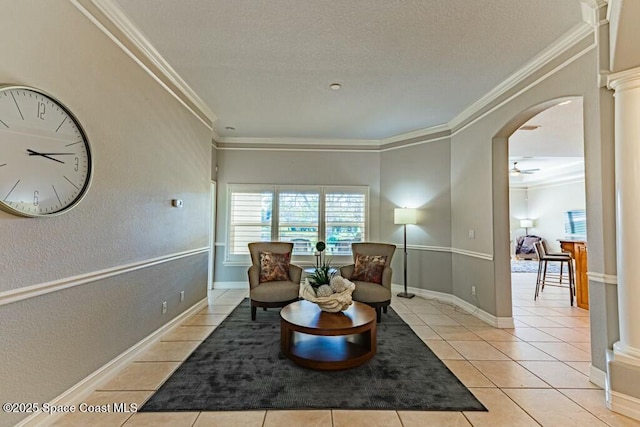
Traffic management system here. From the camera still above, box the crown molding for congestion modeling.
[70,0,217,131]
[221,22,594,150]
[219,137,380,147]
[581,0,609,28]
[380,123,450,145]
[211,128,223,144]
[448,23,594,132]
[74,0,595,151]
[216,136,381,152]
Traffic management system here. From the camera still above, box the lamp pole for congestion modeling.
[398,221,415,299]
[395,207,417,299]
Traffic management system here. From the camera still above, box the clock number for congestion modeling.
[74,157,79,172]
[37,101,46,120]
[33,191,39,207]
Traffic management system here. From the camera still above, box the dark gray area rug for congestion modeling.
[140,299,486,412]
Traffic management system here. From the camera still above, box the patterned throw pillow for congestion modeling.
[258,251,291,283]
[352,253,387,284]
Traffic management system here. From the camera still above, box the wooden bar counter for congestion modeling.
[558,239,588,309]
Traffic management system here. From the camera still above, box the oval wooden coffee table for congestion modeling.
[280,300,377,370]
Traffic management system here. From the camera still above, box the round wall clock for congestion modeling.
[0,85,92,217]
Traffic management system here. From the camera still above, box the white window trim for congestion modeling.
[226,183,369,264]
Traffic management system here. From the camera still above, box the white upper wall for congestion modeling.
[528,180,587,252]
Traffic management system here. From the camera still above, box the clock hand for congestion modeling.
[26,149,65,164]
[28,152,75,155]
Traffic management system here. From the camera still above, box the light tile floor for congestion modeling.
[54,275,640,426]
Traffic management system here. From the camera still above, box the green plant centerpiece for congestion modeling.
[301,241,356,312]
[307,258,335,294]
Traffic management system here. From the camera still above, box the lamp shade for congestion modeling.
[394,208,417,225]
[520,219,533,228]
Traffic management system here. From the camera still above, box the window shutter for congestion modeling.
[325,191,366,255]
[278,191,320,255]
[229,190,273,255]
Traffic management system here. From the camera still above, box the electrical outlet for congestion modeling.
[162,301,167,314]
[471,286,476,296]
[180,291,185,302]
[468,229,475,239]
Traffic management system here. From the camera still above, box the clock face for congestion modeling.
[0,86,92,217]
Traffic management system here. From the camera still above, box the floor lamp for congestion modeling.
[395,207,417,299]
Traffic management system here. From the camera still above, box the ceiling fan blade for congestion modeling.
[521,168,540,172]
[521,171,535,174]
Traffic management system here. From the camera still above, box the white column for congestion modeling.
[609,67,640,367]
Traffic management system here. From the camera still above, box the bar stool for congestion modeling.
[533,241,575,306]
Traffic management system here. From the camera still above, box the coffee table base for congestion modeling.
[284,333,375,370]
[280,301,377,370]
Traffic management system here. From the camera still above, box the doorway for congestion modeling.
[508,98,586,308]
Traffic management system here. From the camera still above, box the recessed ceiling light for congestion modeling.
[329,83,342,90]
[225,126,235,131]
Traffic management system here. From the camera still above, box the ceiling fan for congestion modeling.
[510,161,540,176]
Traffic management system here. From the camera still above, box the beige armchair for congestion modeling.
[247,242,302,320]
[340,242,396,322]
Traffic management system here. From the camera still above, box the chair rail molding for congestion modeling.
[587,272,618,285]
[0,247,210,306]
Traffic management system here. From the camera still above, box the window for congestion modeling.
[325,191,366,255]
[278,190,320,255]
[227,185,368,261]
[228,188,273,255]
[563,209,586,237]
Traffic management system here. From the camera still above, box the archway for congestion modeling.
[491,96,584,319]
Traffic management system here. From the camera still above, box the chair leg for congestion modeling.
[535,260,543,300]
[560,262,564,284]
[263,307,267,311]
[542,260,548,291]
[383,306,388,314]
[251,305,257,321]
[376,306,382,323]
[568,261,575,306]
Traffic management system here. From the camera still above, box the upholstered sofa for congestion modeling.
[515,235,542,260]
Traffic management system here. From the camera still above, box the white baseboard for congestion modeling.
[391,284,514,328]
[213,281,247,289]
[17,298,208,427]
[590,365,607,388]
[452,295,515,328]
[609,390,640,422]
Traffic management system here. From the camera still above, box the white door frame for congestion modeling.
[208,181,216,290]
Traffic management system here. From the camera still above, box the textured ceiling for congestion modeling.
[114,0,584,141]
[509,99,585,185]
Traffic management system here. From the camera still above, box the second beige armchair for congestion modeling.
[340,242,396,322]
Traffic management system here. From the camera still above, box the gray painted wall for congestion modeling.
[0,3,623,421]
[214,149,381,282]
[451,44,617,365]
[0,3,212,425]
[380,139,453,294]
